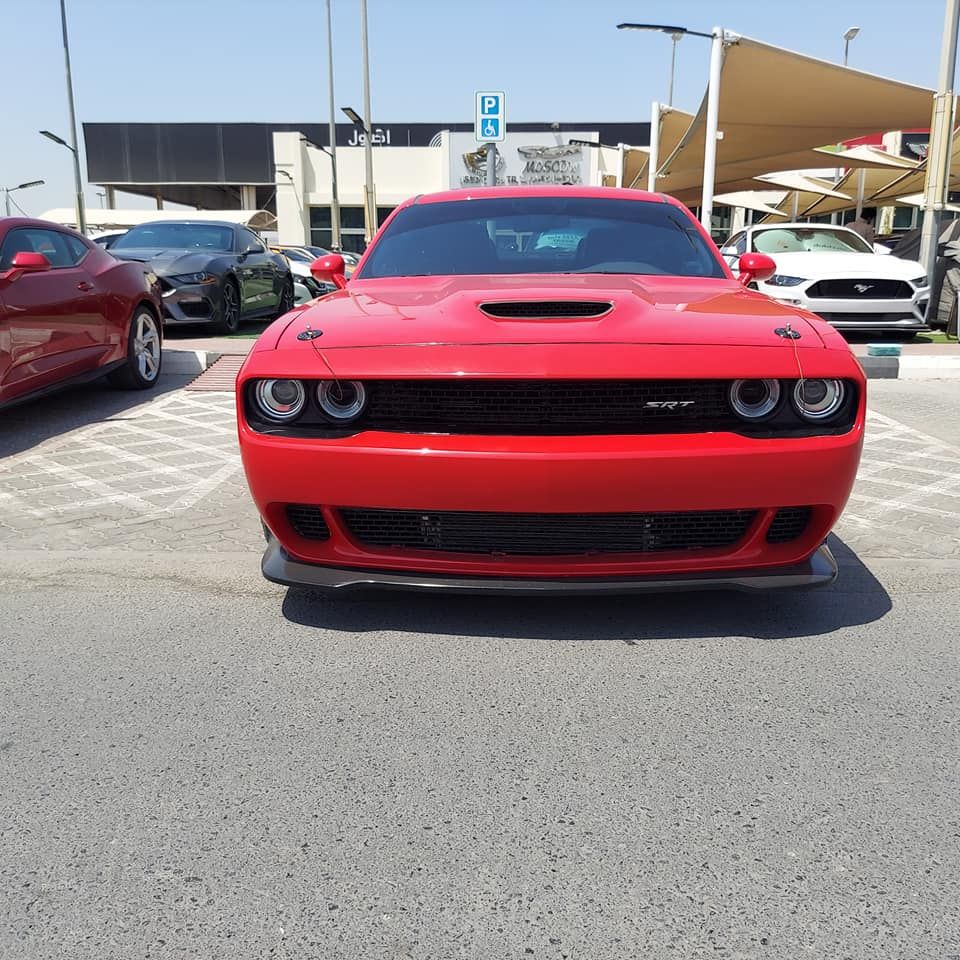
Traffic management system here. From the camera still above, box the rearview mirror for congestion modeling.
[310,253,347,290]
[0,250,52,283]
[737,252,776,285]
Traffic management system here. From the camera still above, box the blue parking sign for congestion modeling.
[475,90,505,142]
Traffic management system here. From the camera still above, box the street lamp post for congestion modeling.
[57,0,85,234]
[3,180,45,217]
[359,0,376,245]
[617,23,711,107]
[617,22,725,229]
[843,26,860,66]
[325,0,341,250]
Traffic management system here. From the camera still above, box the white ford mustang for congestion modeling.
[721,223,929,338]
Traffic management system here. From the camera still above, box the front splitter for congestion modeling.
[261,538,838,596]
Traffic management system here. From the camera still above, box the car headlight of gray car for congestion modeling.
[169,272,218,285]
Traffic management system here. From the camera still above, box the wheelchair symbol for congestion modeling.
[482,118,500,138]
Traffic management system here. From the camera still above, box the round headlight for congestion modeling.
[317,380,367,421]
[729,379,781,419]
[792,379,845,420]
[253,379,306,421]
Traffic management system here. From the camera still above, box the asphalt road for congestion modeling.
[1,378,958,959]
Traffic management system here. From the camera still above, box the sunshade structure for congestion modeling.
[651,35,938,205]
[39,208,278,232]
[623,107,694,190]
[713,191,788,218]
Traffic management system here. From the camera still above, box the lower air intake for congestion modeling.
[339,508,757,556]
[286,504,331,540]
[766,506,812,543]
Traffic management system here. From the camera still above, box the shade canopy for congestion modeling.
[713,190,788,218]
[654,35,937,199]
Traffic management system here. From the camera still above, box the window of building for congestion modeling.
[310,205,396,255]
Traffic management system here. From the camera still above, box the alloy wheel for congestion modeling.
[134,312,161,381]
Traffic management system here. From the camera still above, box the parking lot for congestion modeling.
[1,372,958,958]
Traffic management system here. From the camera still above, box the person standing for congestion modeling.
[848,208,877,245]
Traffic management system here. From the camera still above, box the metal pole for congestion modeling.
[647,101,661,192]
[59,0,86,234]
[700,26,724,233]
[615,142,625,188]
[4,191,10,217]
[856,168,866,218]
[325,0,341,250]
[360,0,376,245]
[668,35,679,106]
[919,0,960,282]
[844,37,850,66]
[486,143,497,186]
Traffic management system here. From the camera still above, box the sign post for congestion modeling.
[475,91,505,187]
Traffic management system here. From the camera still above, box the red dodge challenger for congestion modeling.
[237,187,865,594]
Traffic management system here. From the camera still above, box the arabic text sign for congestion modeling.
[475,92,505,142]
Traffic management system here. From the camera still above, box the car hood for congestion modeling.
[110,248,221,275]
[275,274,828,351]
[759,251,926,281]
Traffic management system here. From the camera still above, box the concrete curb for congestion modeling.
[161,350,222,376]
[860,354,960,380]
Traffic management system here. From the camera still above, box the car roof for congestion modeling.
[0,216,85,235]
[750,222,857,232]
[407,185,671,207]
[127,219,240,229]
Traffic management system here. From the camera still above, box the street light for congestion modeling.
[843,27,860,66]
[47,0,86,234]
[324,0,341,250]
[3,179,45,217]
[618,22,728,230]
[617,23,712,105]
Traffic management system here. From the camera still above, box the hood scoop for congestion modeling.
[479,300,613,320]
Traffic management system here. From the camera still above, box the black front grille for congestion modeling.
[806,279,913,300]
[363,380,735,435]
[814,311,916,324]
[766,506,812,543]
[339,508,757,556]
[479,300,612,319]
[286,504,330,540]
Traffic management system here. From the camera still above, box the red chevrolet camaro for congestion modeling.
[0,217,163,409]
[237,187,865,595]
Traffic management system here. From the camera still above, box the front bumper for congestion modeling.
[158,280,224,325]
[262,534,838,594]
[765,287,929,333]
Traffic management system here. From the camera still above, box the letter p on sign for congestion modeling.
[475,91,505,142]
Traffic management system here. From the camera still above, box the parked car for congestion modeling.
[0,217,163,409]
[274,244,356,276]
[293,275,330,304]
[721,223,929,339]
[269,247,335,295]
[91,230,127,250]
[110,220,293,334]
[237,187,865,595]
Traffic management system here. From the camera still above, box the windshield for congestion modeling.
[753,227,872,255]
[359,196,725,279]
[112,223,235,252]
[278,248,313,262]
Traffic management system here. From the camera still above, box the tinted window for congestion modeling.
[239,228,265,253]
[112,222,234,251]
[0,228,83,268]
[359,197,724,279]
[753,227,872,255]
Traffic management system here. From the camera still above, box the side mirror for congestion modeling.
[310,253,347,290]
[719,245,739,257]
[241,243,262,257]
[737,252,776,285]
[873,243,892,255]
[0,251,52,283]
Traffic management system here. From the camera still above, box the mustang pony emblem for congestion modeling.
[853,283,874,294]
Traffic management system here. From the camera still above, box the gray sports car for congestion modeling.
[110,220,294,333]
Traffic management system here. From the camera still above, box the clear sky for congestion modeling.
[0,0,953,217]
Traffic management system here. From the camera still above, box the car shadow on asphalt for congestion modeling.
[0,373,191,460]
[280,536,892,642]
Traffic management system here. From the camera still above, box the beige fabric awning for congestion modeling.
[813,144,922,170]
[714,191,788,217]
[625,107,694,189]
[655,35,937,198]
